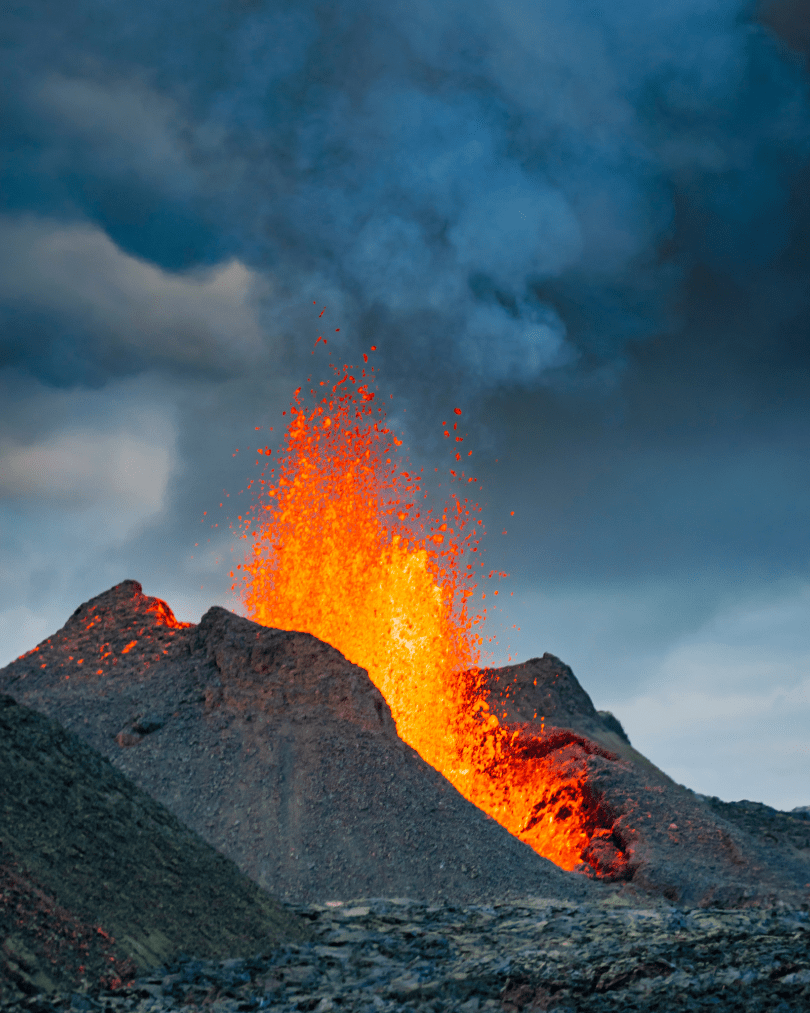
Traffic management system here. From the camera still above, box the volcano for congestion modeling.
[0,581,595,908]
[1,580,807,914]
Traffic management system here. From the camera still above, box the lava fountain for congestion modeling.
[233,349,600,872]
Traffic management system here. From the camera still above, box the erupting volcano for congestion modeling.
[233,347,606,872]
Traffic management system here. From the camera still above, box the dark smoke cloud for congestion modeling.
[5,0,807,389]
[1,0,809,807]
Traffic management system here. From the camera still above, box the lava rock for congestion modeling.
[4,897,809,1013]
[478,656,810,907]
[479,654,660,773]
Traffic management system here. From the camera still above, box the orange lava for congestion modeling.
[234,354,594,871]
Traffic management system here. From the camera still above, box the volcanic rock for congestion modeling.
[3,898,809,1013]
[0,693,311,1004]
[479,655,810,907]
[0,581,596,912]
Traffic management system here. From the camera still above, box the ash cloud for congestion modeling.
[5,0,808,391]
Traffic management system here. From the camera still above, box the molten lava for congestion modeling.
[234,353,597,871]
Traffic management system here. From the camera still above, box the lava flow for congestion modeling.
[233,351,599,871]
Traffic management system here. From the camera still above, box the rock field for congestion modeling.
[2,896,809,1012]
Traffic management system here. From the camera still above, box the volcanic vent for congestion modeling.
[3,581,806,908]
[231,352,628,873]
[3,356,807,908]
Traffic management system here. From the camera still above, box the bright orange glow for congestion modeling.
[234,356,595,871]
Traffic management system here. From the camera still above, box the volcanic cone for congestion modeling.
[0,581,596,907]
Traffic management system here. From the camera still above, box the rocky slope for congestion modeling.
[477,654,810,907]
[2,580,808,1006]
[0,694,311,1004]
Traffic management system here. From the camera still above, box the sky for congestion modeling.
[1,0,809,810]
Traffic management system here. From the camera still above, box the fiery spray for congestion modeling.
[233,351,595,870]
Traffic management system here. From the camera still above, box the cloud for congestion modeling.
[461,300,575,383]
[0,217,269,380]
[0,371,178,526]
[5,0,809,394]
[620,669,810,810]
[448,175,583,284]
[0,428,172,511]
[33,73,196,196]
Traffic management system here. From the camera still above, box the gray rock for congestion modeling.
[4,896,808,1013]
[596,710,631,745]
[0,693,311,1003]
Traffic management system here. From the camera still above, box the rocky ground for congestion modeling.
[2,896,809,1012]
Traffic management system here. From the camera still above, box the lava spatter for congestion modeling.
[9,581,194,683]
[234,353,606,872]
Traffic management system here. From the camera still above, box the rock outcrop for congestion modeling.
[478,655,810,906]
[479,654,674,780]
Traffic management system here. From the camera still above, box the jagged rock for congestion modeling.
[3,897,809,1013]
[0,581,594,911]
[479,654,667,778]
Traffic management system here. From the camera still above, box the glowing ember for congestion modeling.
[233,352,595,871]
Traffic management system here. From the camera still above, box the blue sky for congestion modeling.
[1,0,808,808]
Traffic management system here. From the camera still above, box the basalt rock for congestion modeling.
[3,897,810,1013]
[0,581,595,916]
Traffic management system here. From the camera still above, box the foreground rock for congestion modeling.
[0,695,311,1004]
[0,581,592,908]
[3,897,808,1013]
